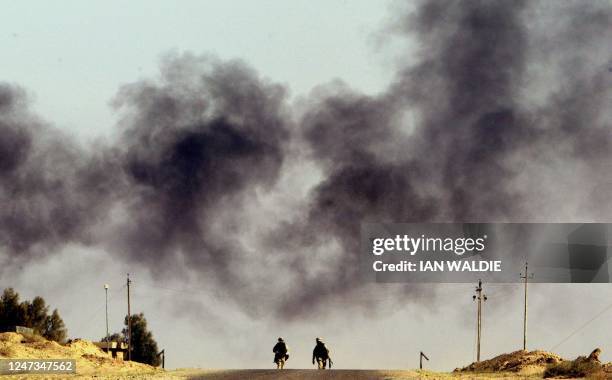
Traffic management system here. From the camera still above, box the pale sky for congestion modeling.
[2,0,612,372]
[2,0,395,141]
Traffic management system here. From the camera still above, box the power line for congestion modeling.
[72,284,125,335]
[72,302,106,335]
[148,285,209,295]
[551,299,612,352]
[145,283,223,297]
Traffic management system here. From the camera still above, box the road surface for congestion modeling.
[183,370,422,380]
[176,369,538,379]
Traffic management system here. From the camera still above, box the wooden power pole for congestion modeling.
[104,284,109,345]
[520,262,534,351]
[419,351,429,370]
[473,279,487,362]
[127,273,132,361]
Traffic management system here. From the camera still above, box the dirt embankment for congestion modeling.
[456,348,612,378]
[0,332,162,378]
[455,350,563,375]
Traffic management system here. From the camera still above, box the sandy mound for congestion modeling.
[544,349,612,378]
[455,349,563,374]
[0,332,161,376]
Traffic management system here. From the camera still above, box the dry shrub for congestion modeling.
[544,357,604,378]
[0,346,14,357]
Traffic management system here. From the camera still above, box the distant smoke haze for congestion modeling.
[0,0,610,320]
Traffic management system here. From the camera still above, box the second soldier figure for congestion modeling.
[272,337,289,369]
[312,337,332,369]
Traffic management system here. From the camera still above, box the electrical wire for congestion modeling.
[550,299,612,351]
[72,284,125,336]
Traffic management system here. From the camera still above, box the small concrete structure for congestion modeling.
[0,326,34,335]
[93,341,128,360]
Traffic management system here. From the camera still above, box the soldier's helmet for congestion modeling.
[316,337,322,343]
[278,337,284,342]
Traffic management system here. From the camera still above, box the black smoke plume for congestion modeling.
[0,85,117,265]
[275,0,611,316]
[111,55,289,286]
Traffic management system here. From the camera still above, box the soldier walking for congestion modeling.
[272,337,289,369]
[312,337,332,369]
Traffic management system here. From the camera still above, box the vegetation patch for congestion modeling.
[544,356,605,379]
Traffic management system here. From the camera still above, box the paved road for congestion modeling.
[176,369,538,379]
[181,369,426,380]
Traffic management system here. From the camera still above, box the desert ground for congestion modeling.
[2,332,608,379]
[0,369,545,379]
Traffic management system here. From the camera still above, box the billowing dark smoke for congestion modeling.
[0,84,117,265]
[0,1,610,319]
[276,0,611,316]
[111,55,290,287]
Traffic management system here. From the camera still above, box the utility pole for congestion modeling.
[104,284,109,347]
[158,349,165,369]
[127,273,132,361]
[520,262,534,351]
[419,351,429,370]
[473,279,487,362]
